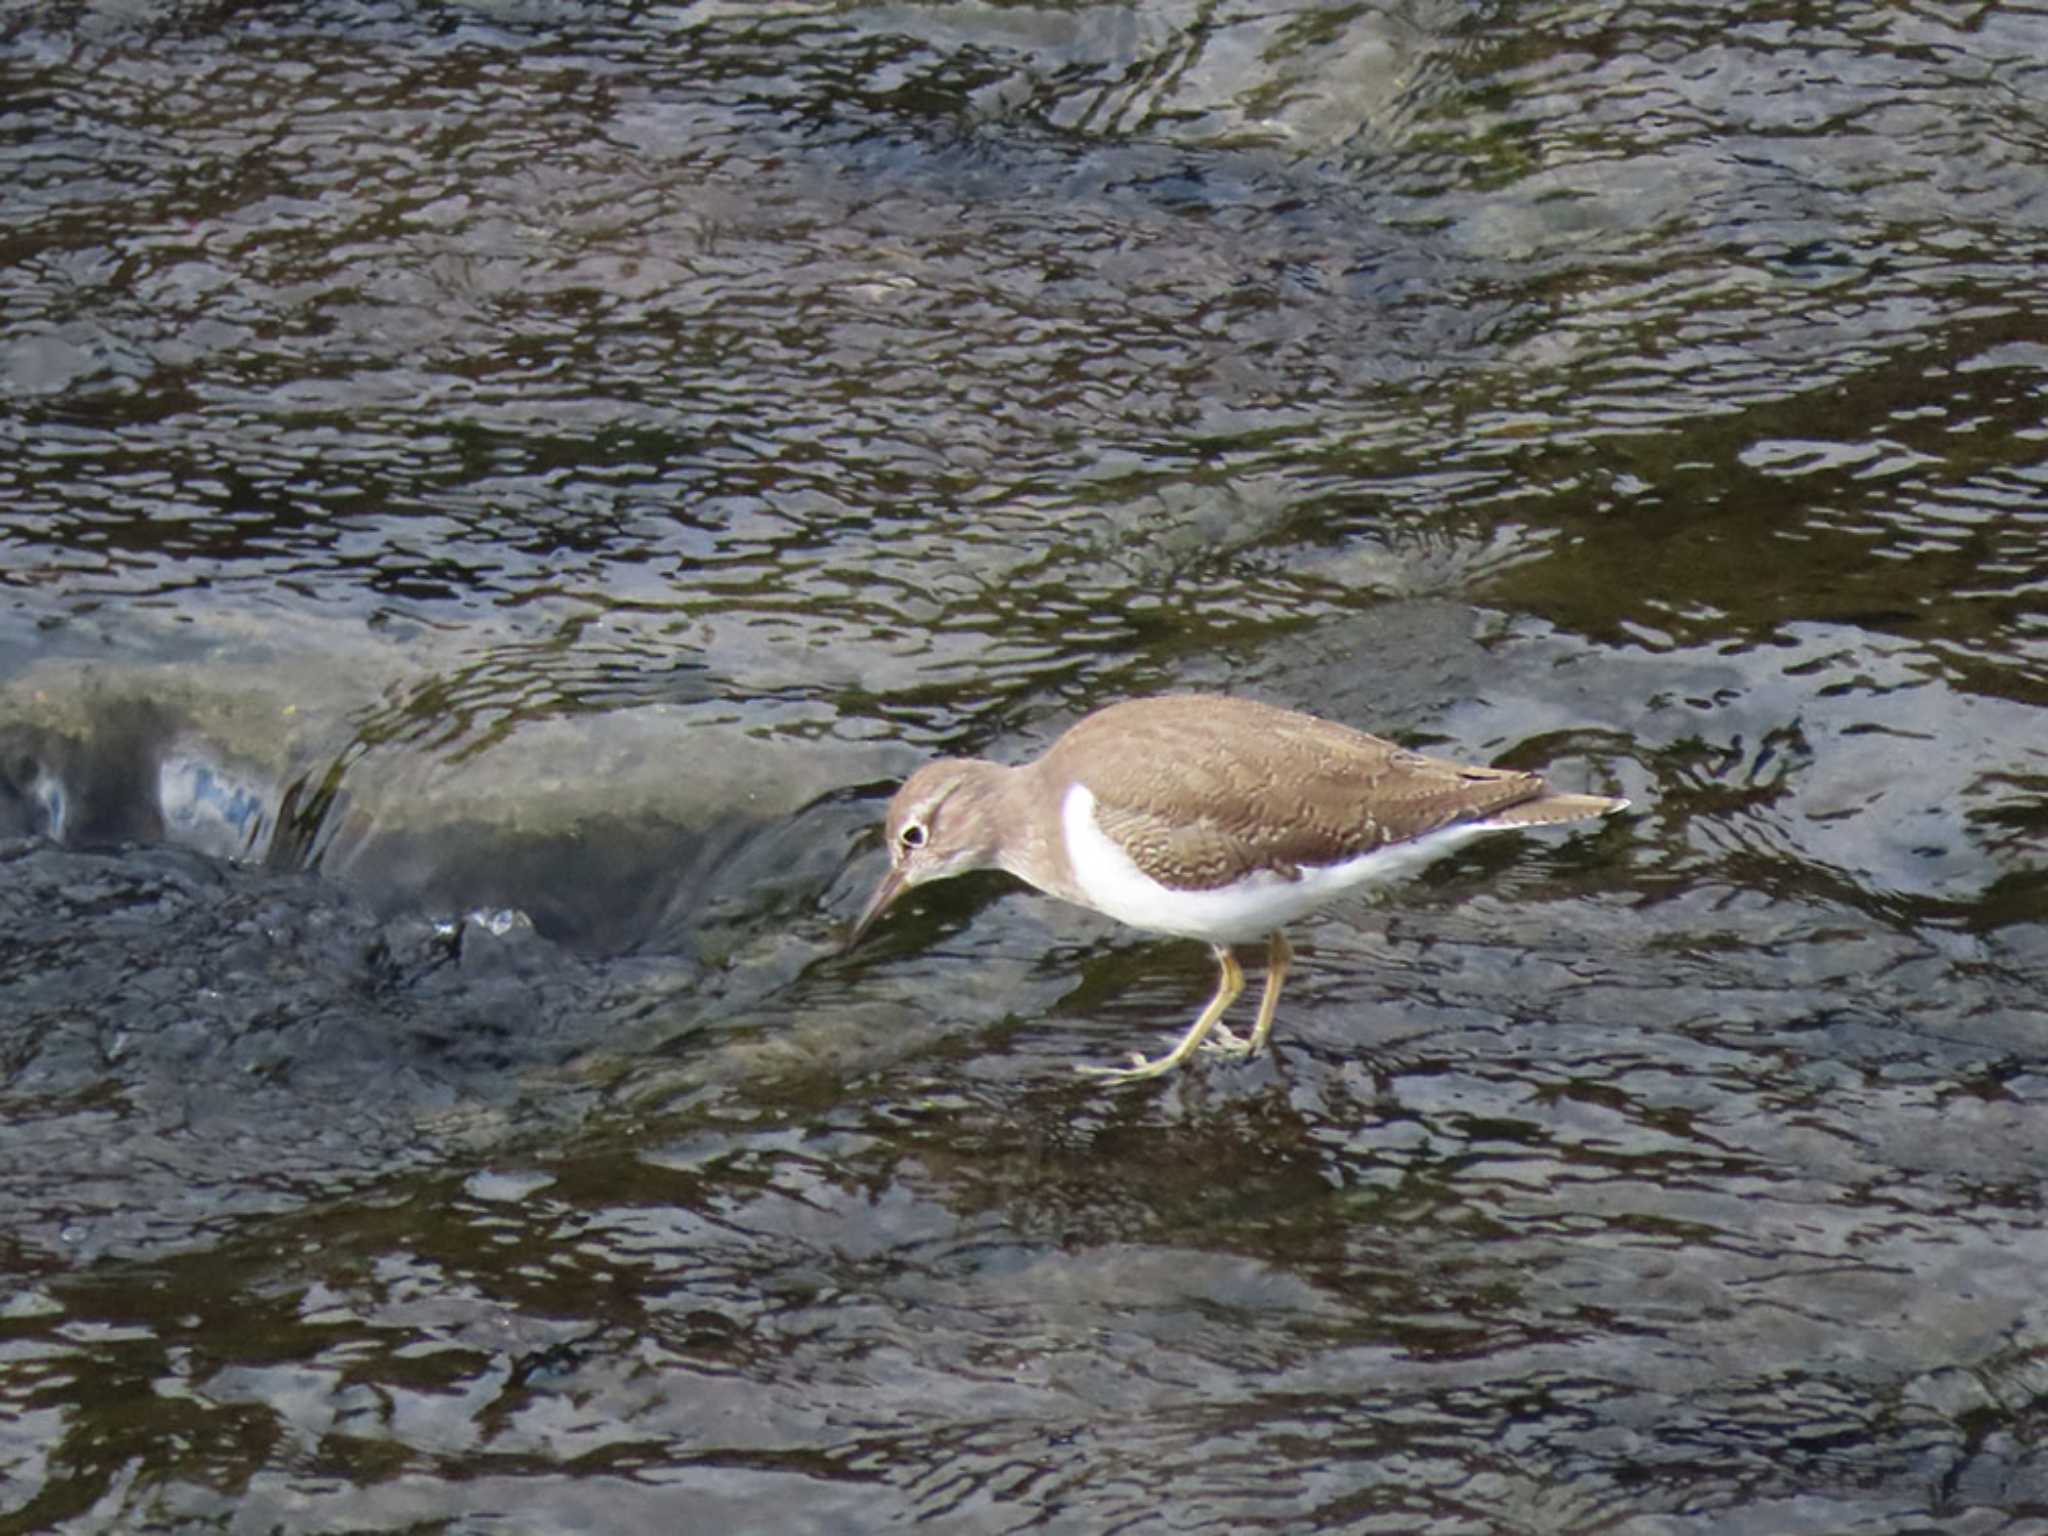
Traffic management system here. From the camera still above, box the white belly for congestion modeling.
[1059,782,1503,944]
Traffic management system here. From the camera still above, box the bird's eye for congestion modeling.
[899,821,928,850]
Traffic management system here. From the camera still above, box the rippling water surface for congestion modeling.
[3,1,2047,1530]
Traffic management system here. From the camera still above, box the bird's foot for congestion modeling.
[1073,1046,1182,1083]
[1196,1023,1256,1059]
[1075,1026,1262,1082]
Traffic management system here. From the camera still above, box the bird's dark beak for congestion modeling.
[846,863,908,950]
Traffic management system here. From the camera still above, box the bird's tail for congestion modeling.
[1483,792,1629,829]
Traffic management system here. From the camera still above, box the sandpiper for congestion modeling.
[849,694,1626,1082]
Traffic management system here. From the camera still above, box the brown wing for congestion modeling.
[1043,695,1551,892]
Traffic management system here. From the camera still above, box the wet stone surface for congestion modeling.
[0,839,609,1263]
[3,0,2048,1531]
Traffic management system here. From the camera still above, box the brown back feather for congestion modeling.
[1036,695,1600,892]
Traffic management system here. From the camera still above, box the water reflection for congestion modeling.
[4,0,2048,1528]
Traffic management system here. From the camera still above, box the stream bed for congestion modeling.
[3,1,2047,1530]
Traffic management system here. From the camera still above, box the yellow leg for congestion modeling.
[1200,930,1292,1060]
[1076,944,1244,1083]
[1246,930,1292,1056]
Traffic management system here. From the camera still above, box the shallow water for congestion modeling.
[3,1,2047,1531]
